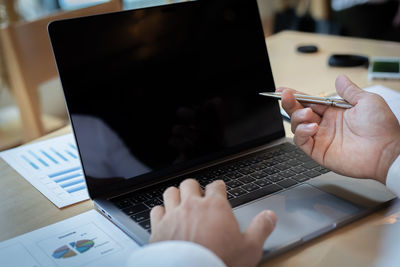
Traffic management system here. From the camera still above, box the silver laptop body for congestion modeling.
[48,0,395,260]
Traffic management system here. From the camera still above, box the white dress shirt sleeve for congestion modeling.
[386,155,400,197]
[126,240,226,267]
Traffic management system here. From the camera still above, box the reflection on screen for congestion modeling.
[49,0,284,197]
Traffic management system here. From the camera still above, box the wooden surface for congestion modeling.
[0,31,399,266]
[267,31,400,96]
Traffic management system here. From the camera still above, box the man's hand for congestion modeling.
[150,179,276,267]
[278,75,400,184]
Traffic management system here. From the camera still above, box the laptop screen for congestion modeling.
[49,0,284,198]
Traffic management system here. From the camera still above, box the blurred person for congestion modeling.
[332,0,400,41]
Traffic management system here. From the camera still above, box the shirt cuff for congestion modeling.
[386,155,400,197]
[126,240,226,267]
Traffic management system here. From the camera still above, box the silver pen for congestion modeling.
[259,92,353,109]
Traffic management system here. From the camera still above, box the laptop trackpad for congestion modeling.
[233,184,364,252]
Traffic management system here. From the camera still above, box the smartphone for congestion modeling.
[368,57,400,80]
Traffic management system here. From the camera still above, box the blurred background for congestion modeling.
[0,0,399,150]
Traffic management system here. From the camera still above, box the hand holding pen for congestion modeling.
[272,75,400,184]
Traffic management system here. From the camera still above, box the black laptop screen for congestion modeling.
[49,0,284,198]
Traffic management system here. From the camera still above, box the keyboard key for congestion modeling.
[229,184,282,208]
[267,174,285,182]
[226,180,243,188]
[279,170,296,178]
[241,183,260,192]
[131,210,150,222]
[205,172,218,179]
[277,179,297,188]
[139,219,151,230]
[263,160,278,167]
[251,164,267,171]
[225,171,243,179]
[293,174,309,182]
[253,156,264,163]
[229,188,248,197]
[313,166,330,174]
[238,167,255,175]
[250,171,268,179]
[225,165,239,172]
[272,150,285,156]
[211,169,227,176]
[304,170,321,178]
[290,166,308,174]
[242,159,254,166]
[261,152,274,160]
[227,193,235,200]
[275,155,290,163]
[221,175,232,182]
[274,163,291,171]
[198,179,210,187]
[146,190,161,199]
[131,194,149,203]
[144,198,163,208]
[302,161,320,169]
[129,198,141,205]
[237,176,256,184]
[122,204,148,216]
[237,163,248,169]
[280,143,296,152]
[298,155,313,163]
[286,159,302,167]
[262,168,279,175]
[155,188,166,195]
[253,178,272,187]
[285,151,299,159]
[114,199,132,209]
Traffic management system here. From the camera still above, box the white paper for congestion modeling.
[280,108,290,121]
[363,85,400,124]
[0,210,140,267]
[0,134,88,208]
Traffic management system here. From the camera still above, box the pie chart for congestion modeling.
[52,239,94,259]
[70,239,95,253]
[52,245,77,259]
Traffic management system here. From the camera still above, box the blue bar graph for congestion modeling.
[49,166,82,178]
[67,185,86,193]
[51,148,68,162]
[41,150,59,164]
[3,134,89,207]
[60,179,85,188]
[53,173,82,183]
[29,151,49,167]
[69,143,77,150]
[65,150,78,159]
[21,155,39,170]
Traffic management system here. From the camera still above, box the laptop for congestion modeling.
[48,0,395,260]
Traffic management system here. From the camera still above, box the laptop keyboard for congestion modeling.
[111,142,330,233]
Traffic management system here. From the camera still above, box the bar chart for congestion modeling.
[0,134,89,208]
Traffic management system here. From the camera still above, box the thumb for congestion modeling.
[245,210,276,249]
[335,74,365,105]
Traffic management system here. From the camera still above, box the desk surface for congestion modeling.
[267,31,400,96]
[1,31,400,266]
